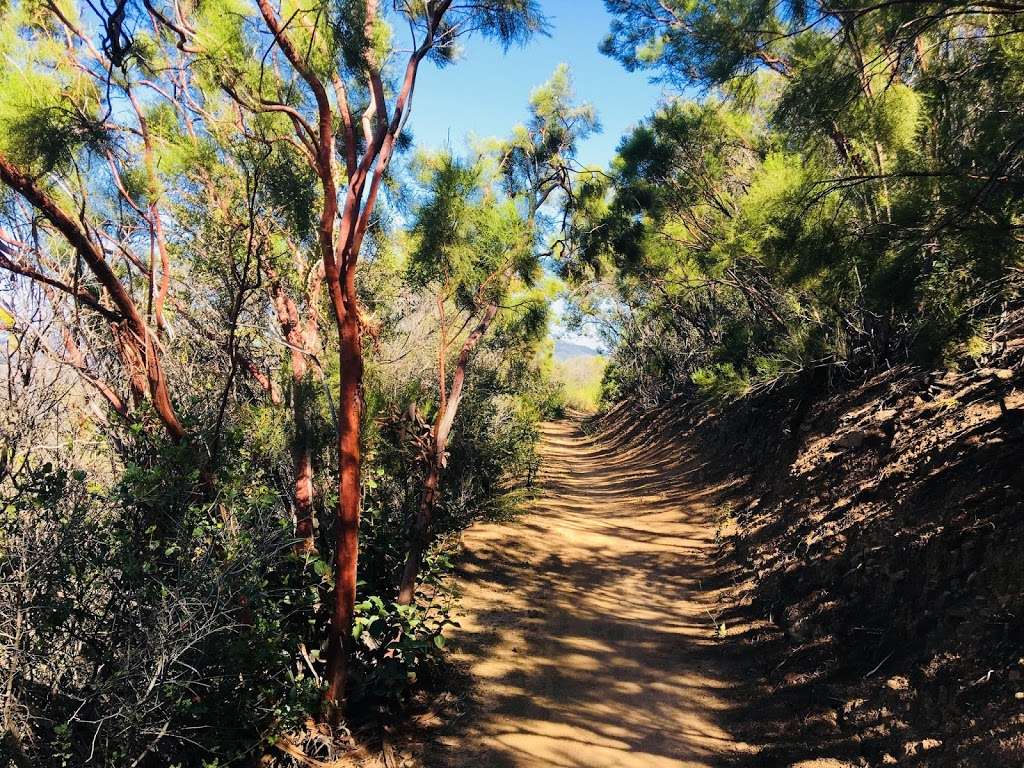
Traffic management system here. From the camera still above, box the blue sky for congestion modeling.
[408,1,670,351]
[409,0,668,169]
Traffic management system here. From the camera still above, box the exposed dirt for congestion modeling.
[425,419,758,767]
[412,324,1024,768]
[674,327,1024,766]
[709,377,1024,765]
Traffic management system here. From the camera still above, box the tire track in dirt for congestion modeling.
[429,418,755,767]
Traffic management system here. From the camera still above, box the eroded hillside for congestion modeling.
[654,322,1024,766]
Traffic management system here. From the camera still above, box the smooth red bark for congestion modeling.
[252,0,454,718]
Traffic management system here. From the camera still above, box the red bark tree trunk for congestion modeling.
[268,264,320,553]
[292,380,317,550]
[324,310,363,716]
[250,0,455,719]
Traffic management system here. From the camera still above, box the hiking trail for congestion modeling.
[430,418,756,768]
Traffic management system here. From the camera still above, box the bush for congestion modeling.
[349,587,458,710]
[0,444,318,766]
[691,363,749,400]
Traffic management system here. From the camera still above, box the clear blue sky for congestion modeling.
[409,0,667,168]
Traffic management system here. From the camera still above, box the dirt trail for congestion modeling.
[430,418,754,767]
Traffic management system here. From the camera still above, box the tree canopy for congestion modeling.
[579,0,1024,404]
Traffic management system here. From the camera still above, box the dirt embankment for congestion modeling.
[675,334,1024,766]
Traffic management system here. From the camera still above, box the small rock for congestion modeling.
[993,368,1014,380]
[1015,691,1024,700]
[805,708,839,734]
[886,676,910,691]
[882,755,897,765]
[875,409,897,423]
[843,698,867,714]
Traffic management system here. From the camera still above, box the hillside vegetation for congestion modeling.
[1,0,1022,766]
[570,0,1024,407]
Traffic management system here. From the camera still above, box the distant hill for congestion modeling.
[553,338,603,361]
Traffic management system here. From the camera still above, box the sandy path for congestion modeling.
[430,419,752,768]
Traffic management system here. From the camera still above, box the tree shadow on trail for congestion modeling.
[422,418,761,768]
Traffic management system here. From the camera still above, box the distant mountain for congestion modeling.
[553,338,603,361]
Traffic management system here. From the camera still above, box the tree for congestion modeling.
[145,0,548,716]
[0,1,190,441]
[582,0,1024,402]
[396,153,535,604]
[396,66,596,604]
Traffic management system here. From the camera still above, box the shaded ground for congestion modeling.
[679,330,1024,767]
[425,419,757,768]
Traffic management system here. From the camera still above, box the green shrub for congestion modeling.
[691,363,749,399]
[349,588,458,710]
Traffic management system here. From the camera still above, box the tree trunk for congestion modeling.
[397,453,440,605]
[323,310,363,718]
[266,260,321,553]
[245,0,447,719]
[292,374,317,553]
[395,302,498,605]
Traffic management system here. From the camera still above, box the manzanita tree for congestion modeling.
[396,152,537,604]
[153,0,546,715]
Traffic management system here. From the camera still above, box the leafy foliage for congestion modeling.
[573,0,1024,405]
